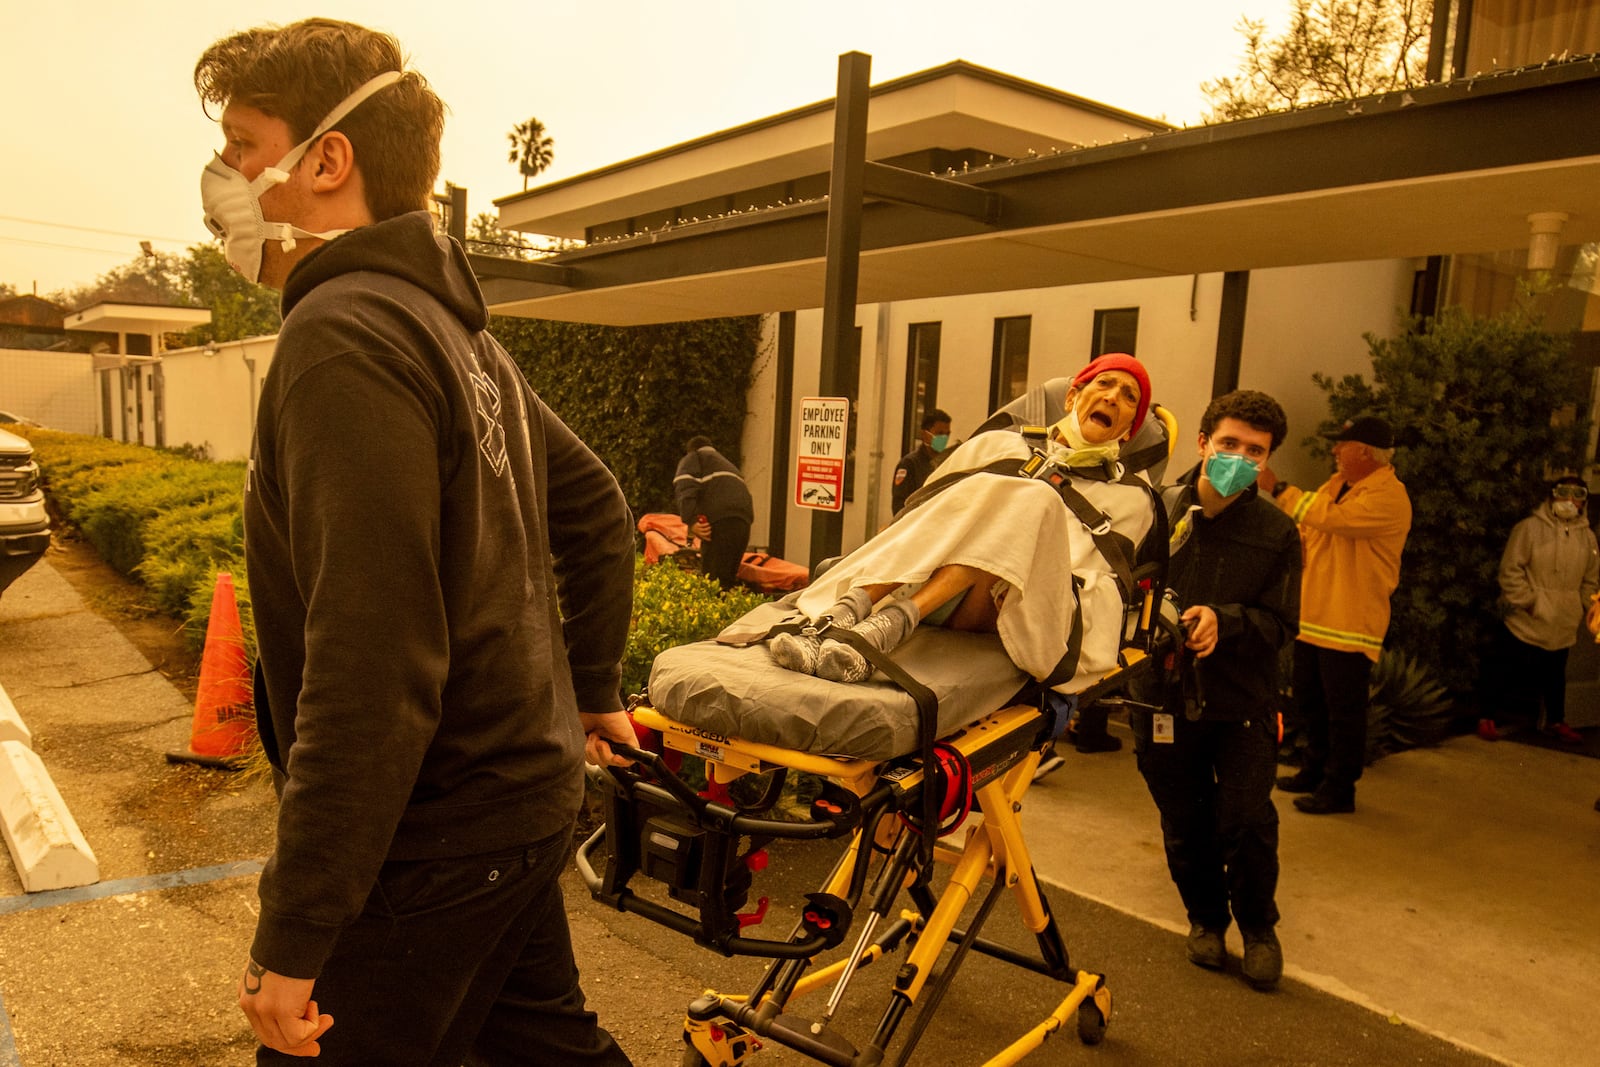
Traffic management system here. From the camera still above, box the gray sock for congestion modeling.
[817,598,921,684]
[771,588,875,674]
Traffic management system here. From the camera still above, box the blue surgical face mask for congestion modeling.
[929,433,949,452]
[1204,449,1260,497]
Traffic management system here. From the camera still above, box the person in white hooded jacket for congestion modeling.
[1479,476,1599,744]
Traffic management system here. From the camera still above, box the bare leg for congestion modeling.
[816,565,1004,683]
[828,570,999,625]
[911,565,1002,633]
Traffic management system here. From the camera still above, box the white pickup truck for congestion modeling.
[0,424,51,596]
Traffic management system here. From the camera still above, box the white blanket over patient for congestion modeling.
[797,433,1155,684]
[646,432,1157,760]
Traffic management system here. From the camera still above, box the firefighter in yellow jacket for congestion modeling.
[1258,416,1412,815]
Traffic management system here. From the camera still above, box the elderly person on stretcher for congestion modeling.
[771,353,1158,690]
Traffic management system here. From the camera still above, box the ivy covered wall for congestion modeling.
[490,315,763,519]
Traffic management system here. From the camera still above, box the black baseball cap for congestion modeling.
[1323,415,1394,449]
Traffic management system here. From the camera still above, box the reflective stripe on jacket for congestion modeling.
[1275,465,1411,661]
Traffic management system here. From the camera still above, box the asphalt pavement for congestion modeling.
[1,555,1593,1066]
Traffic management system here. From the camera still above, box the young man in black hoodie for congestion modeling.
[195,19,636,1065]
[1134,390,1300,993]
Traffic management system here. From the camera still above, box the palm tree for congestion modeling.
[507,118,555,191]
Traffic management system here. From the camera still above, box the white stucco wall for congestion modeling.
[1237,259,1418,489]
[746,259,1415,562]
[0,350,97,435]
[159,337,277,461]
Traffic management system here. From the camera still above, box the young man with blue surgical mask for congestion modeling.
[1133,390,1301,993]
[891,408,953,514]
[195,18,636,1066]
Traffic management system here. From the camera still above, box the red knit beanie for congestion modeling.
[1071,353,1151,434]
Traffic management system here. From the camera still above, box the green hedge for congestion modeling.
[26,430,250,652]
[623,557,769,697]
[27,429,765,691]
[491,316,762,519]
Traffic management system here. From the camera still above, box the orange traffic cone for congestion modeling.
[166,572,256,769]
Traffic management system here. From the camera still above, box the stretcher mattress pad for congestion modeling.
[647,599,1030,760]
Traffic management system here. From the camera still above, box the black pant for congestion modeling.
[260,823,631,1067]
[1481,622,1571,728]
[1292,641,1373,800]
[701,516,751,591]
[1135,712,1281,933]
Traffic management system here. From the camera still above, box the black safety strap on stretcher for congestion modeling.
[892,440,1168,695]
[1039,576,1085,690]
[894,456,1025,520]
[1044,476,1140,605]
[902,443,1145,605]
[753,616,945,871]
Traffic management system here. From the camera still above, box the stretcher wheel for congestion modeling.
[1076,997,1108,1045]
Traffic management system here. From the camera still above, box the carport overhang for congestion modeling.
[476,58,1600,326]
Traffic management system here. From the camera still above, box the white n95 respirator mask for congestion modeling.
[200,70,403,283]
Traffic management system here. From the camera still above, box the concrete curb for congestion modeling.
[0,683,28,748]
[0,740,98,893]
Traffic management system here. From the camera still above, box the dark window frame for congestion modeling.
[902,321,942,456]
[1091,307,1139,358]
[989,315,1032,412]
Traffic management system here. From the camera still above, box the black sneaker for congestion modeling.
[1185,924,1227,970]
[1293,791,1355,815]
[1241,929,1283,991]
[1072,730,1123,754]
[1032,748,1066,782]
[1275,769,1322,794]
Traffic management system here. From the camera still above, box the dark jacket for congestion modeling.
[1161,465,1301,719]
[244,211,634,979]
[891,445,936,514]
[674,445,753,526]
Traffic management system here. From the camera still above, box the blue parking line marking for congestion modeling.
[0,859,264,916]
[0,861,264,1064]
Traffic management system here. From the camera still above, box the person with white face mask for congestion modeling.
[1133,390,1301,992]
[199,70,401,284]
[1477,476,1599,746]
[194,17,636,1067]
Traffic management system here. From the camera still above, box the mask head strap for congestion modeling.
[248,70,405,196]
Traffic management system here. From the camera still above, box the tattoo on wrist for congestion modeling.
[243,960,266,995]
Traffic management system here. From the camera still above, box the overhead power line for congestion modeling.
[0,214,199,245]
[0,234,147,257]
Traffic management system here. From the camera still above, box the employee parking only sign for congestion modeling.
[796,396,848,512]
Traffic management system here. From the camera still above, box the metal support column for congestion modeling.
[809,51,872,571]
[769,311,796,560]
[1212,270,1250,398]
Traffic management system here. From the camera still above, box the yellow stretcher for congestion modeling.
[577,592,1175,1067]
[578,404,1180,1065]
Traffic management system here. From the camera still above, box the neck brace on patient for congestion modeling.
[1049,411,1122,469]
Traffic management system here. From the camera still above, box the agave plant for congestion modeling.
[1278,647,1455,766]
[1365,649,1455,761]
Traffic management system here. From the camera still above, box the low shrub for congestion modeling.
[623,558,770,698]
[30,428,771,696]
[28,430,247,645]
